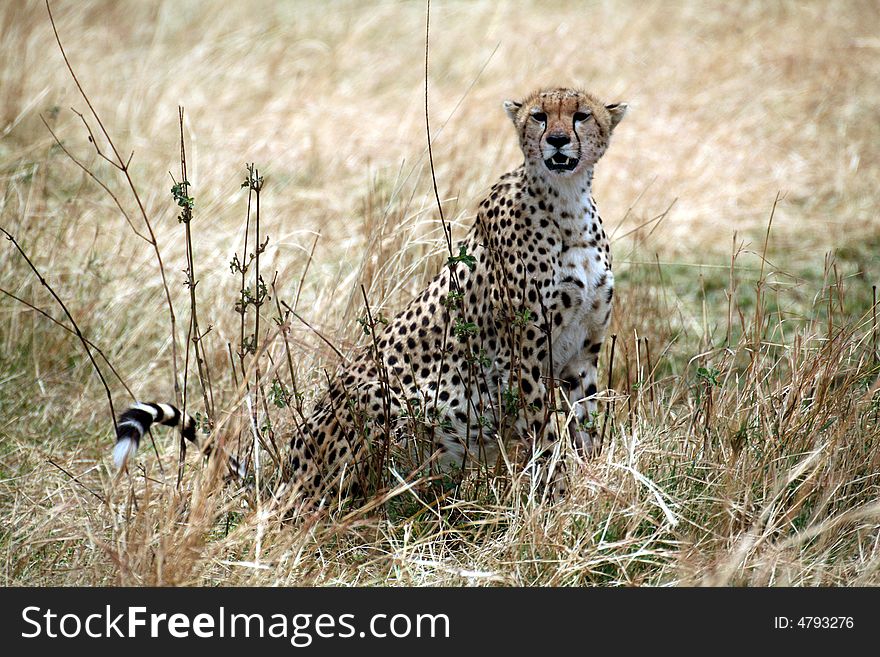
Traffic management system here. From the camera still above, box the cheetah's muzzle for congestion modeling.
[544,152,579,172]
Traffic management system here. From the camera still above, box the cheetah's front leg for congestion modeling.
[560,337,605,457]
[502,347,570,497]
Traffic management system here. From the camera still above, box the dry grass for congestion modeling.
[1,0,879,586]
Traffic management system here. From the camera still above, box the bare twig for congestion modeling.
[46,458,106,503]
[39,116,147,241]
[282,302,348,363]
[424,0,453,258]
[174,106,215,486]
[46,0,181,411]
[872,284,877,366]
[0,286,134,399]
[1,226,117,431]
[600,334,617,451]
[294,232,320,313]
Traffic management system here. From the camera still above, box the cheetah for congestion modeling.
[112,87,627,505]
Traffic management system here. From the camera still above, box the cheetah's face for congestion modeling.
[503,88,627,178]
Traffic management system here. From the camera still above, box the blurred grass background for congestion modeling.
[1,0,879,586]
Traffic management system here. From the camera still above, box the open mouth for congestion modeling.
[544,152,579,172]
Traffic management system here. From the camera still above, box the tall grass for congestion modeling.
[1,0,878,586]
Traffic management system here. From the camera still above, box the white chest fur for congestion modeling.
[551,206,614,368]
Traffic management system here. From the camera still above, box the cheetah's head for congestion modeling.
[503,88,627,178]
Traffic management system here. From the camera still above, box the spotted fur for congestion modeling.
[285,87,627,502]
[112,87,627,505]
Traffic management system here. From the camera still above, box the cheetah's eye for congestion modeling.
[530,112,547,124]
[573,111,591,123]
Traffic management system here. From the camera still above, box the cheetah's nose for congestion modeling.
[546,133,570,148]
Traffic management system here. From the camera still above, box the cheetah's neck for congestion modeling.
[523,164,598,231]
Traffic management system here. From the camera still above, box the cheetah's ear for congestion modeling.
[503,99,522,122]
[606,103,628,131]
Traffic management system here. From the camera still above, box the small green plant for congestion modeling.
[427,406,453,432]
[447,245,477,271]
[171,180,194,222]
[502,386,522,416]
[442,290,463,308]
[453,318,478,339]
[357,311,389,334]
[234,280,269,316]
[192,411,212,435]
[513,307,534,328]
[696,366,721,387]
[468,348,491,369]
[240,332,257,354]
[578,411,599,432]
[268,379,291,408]
[240,163,263,192]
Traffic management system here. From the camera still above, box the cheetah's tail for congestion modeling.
[113,401,245,478]
[113,402,196,468]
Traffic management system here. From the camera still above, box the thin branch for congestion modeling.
[758,191,782,284]
[47,0,182,411]
[1,226,117,431]
[294,231,320,313]
[282,302,349,363]
[612,197,677,244]
[40,115,148,241]
[0,285,134,399]
[47,458,106,503]
[46,0,125,167]
[424,0,453,257]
